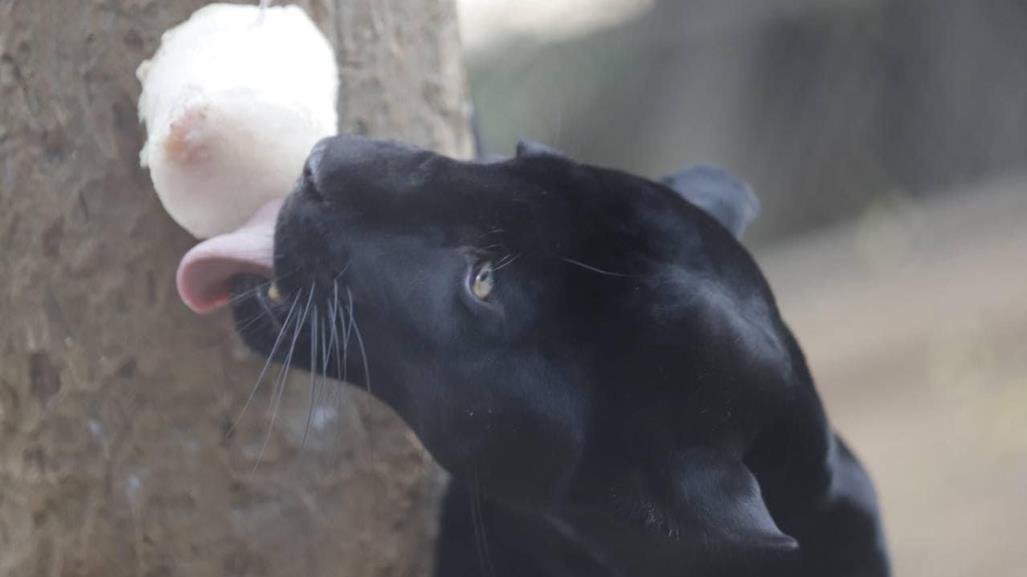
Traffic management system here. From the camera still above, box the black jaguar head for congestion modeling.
[177,135,801,569]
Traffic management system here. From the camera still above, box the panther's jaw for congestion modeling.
[176,198,282,313]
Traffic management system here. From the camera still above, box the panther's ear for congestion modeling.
[669,448,797,554]
[516,139,567,159]
[661,165,760,239]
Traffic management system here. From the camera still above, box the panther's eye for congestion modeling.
[470,260,495,300]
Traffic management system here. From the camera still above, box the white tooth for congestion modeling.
[268,282,282,302]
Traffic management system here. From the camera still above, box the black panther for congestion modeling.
[180,135,890,576]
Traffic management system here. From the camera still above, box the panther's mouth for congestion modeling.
[176,198,282,313]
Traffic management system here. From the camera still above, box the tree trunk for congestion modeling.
[0,1,471,575]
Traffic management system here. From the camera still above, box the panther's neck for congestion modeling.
[743,333,891,576]
[548,350,891,576]
[747,426,892,577]
[547,429,890,577]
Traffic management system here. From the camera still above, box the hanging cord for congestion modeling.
[258,0,272,24]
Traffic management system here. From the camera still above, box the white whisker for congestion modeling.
[494,253,521,272]
[301,306,319,450]
[229,293,300,436]
[347,287,371,395]
[253,287,314,472]
[562,257,629,277]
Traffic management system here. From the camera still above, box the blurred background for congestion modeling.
[457,0,1027,575]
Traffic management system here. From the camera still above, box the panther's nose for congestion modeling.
[299,139,331,203]
[300,134,438,212]
[306,138,330,176]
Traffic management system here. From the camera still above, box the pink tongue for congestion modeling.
[176,199,283,314]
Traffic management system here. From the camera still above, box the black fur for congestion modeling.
[231,135,890,576]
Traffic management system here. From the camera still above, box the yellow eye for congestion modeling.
[471,261,495,300]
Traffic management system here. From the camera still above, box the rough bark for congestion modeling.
[0,1,471,575]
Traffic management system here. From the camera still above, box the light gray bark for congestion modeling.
[0,1,471,575]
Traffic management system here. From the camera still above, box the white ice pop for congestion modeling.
[137,2,338,239]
